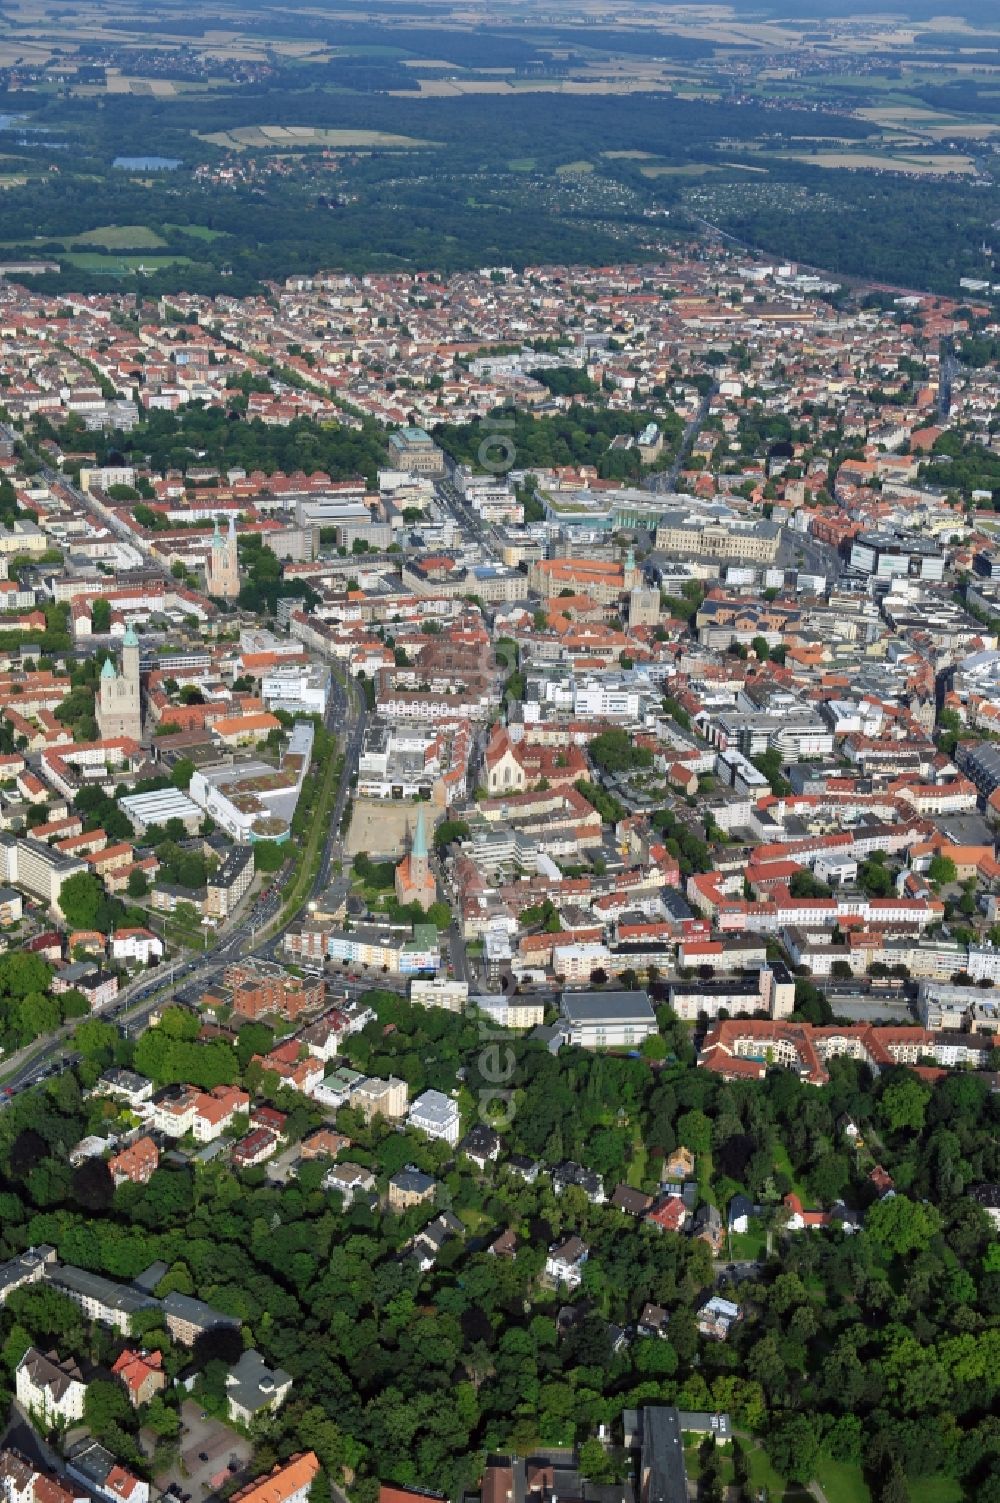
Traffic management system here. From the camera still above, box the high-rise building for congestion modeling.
[97,626,142,742]
[207,514,240,599]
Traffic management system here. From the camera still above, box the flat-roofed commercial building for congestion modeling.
[558,990,657,1049]
[119,786,203,836]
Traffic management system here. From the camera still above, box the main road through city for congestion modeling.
[0,666,368,1099]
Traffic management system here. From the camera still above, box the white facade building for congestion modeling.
[261,664,330,717]
[559,990,657,1049]
[407,1089,461,1146]
[16,1348,87,1426]
[409,977,468,1013]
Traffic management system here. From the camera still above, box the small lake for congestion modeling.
[113,155,181,170]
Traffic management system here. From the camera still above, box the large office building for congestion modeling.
[654,509,780,563]
[0,835,86,910]
[848,530,945,583]
[387,426,447,476]
[558,990,658,1049]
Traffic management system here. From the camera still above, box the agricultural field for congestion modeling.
[200,125,438,149]
[0,0,989,294]
[783,149,979,176]
[71,223,167,248]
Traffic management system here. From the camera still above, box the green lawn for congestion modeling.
[815,1468,962,1503]
[816,1455,871,1503]
[73,223,166,248]
[353,880,395,908]
[772,1140,809,1199]
[747,1445,809,1499]
[63,251,194,272]
[729,1225,768,1261]
[909,1479,963,1503]
[626,1124,648,1189]
[684,1445,737,1484]
[687,1436,871,1502]
[696,1147,714,1206]
[164,222,229,241]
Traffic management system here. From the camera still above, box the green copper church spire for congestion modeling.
[412,805,428,862]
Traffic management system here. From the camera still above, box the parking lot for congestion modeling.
[155,1400,251,1503]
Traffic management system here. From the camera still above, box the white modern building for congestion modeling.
[544,1236,589,1288]
[574,679,642,719]
[188,721,314,844]
[407,1089,461,1146]
[409,977,468,1013]
[558,990,658,1049]
[261,664,330,717]
[471,994,546,1030]
[968,945,1000,984]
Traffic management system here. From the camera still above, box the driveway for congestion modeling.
[154,1399,251,1503]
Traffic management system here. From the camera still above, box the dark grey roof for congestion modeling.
[210,845,254,888]
[460,1123,500,1155]
[639,1407,688,1503]
[669,978,760,1000]
[47,1263,157,1317]
[226,1348,291,1415]
[98,1068,152,1095]
[162,1291,240,1330]
[560,990,654,1023]
[552,1161,604,1196]
[676,1411,731,1440]
[67,1438,119,1489]
[661,889,695,920]
[0,1245,53,1302]
[727,1194,755,1227]
[390,1168,436,1195]
[133,1261,169,1293]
